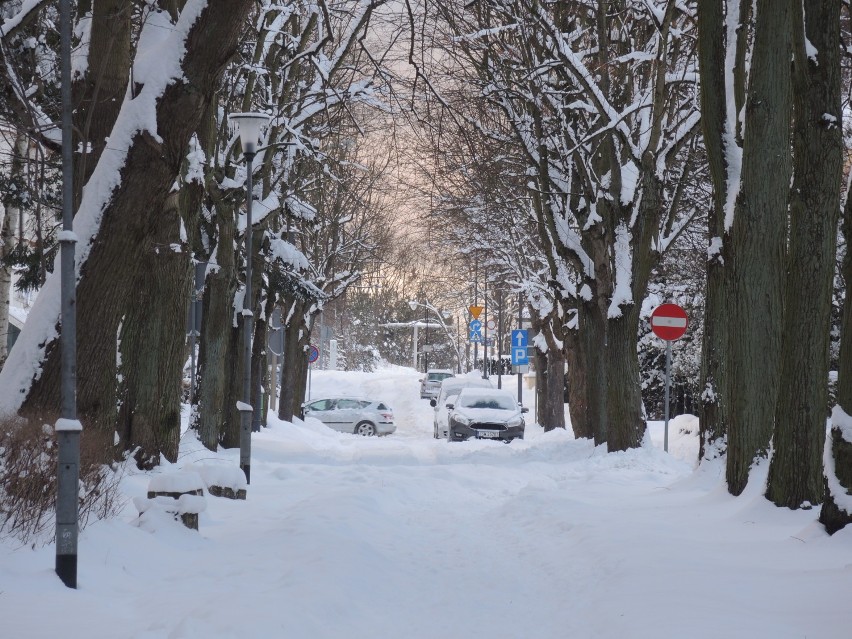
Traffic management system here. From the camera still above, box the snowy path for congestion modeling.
[2,367,850,638]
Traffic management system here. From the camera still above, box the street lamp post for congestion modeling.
[408,300,429,373]
[230,112,269,485]
[408,301,461,372]
[55,0,81,589]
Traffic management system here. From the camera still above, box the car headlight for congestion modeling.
[453,414,472,427]
[505,416,523,428]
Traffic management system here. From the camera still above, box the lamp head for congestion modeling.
[230,112,270,157]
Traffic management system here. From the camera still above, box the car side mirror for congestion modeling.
[430,399,436,407]
[521,407,529,413]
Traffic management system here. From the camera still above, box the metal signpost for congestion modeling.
[307,344,320,401]
[650,303,688,452]
[469,304,482,371]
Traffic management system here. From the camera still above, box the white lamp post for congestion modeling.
[229,112,269,484]
[408,300,419,370]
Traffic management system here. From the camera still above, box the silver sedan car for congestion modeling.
[446,388,527,442]
[302,397,396,436]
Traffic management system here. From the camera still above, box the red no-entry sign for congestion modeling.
[650,303,688,341]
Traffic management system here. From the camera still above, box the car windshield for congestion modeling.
[458,394,516,411]
[428,372,453,381]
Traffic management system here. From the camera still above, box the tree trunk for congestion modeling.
[819,171,852,533]
[250,231,268,432]
[221,314,244,449]
[195,201,238,451]
[725,0,793,495]
[290,309,320,419]
[20,1,254,454]
[696,0,752,461]
[606,166,660,452]
[528,308,548,428]
[606,305,646,451]
[580,298,608,446]
[72,0,132,207]
[540,345,566,432]
[116,192,190,468]
[291,323,312,419]
[278,297,306,422]
[564,326,590,439]
[766,0,841,508]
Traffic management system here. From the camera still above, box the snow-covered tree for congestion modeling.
[698,0,844,505]
[413,0,702,448]
[0,0,257,464]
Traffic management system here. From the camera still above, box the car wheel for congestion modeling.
[354,421,377,436]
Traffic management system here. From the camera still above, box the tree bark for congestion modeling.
[767,0,841,508]
[606,306,646,451]
[725,0,793,495]
[580,298,608,446]
[21,1,253,451]
[541,343,566,432]
[250,228,268,431]
[278,297,307,422]
[72,0,132,207]
[116,192,190,467]
[195,200,238,451]
[564,326,590,439]
[819,171,852,533]
[697,0,752,462]
[696,0,732,460]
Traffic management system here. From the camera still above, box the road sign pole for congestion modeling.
[517,293,523,407]
[664,341,671,453]
[483,276,489,379]
[650,302,688,454]
[497,290,503,389]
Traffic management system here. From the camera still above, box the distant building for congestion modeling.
[5,306,25,353]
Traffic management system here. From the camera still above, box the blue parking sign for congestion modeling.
[511,330,529,365]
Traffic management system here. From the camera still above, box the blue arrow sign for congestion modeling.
[469,319,482,332]
[511,330,529,365]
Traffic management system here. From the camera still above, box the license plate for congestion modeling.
[478,430,500,438]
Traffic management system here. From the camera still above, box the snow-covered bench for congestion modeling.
[191,464,248,500]
[140,471,207,530]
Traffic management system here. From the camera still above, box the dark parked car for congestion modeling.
[446,388,527,442]
[431,376,494,439]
